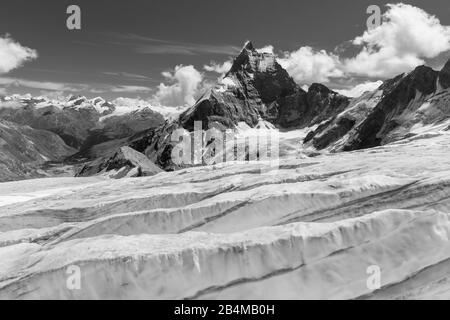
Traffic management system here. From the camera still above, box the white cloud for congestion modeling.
[256,45,274,54]
[109,85,152,93]
[0,35,38,74]
[0,87,6,95]
[203,46,274,77]
[203,60,232,74]
[271,4,450,84]
[39,90,67,101]
[335,80,383,97]
[344,3,450,77]
[153,65,203,108]
[0,77,84,91]
[278,46,344,84]
[0,76,153,96]
[102,71,152,81]
[111,97,187,120]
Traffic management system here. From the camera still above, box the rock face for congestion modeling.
[179,41,349,130]
[439,59,450,89]
[176,41,303,131]
[0,120,76,182]
[304,62,450,151]
[76,146,162,178]
[221,41,300,126]
[302,83,350,127]
[118,41,349,171]
[343,66,438,151]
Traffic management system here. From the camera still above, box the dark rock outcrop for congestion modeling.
[342,65,438,151]
[439,59,450,89]
[76,146,162,178]
[304,63,445,151]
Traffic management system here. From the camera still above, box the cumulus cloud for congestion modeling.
[256,45,274,54]
[0,35,38,74]
[153,65,203,108]
[270,4,450,85]
[203,60,232,74]
[278,46,344,84]
[335,80,383,97]
[343,3,450,77]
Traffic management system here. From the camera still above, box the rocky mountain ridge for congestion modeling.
[304,61,450,151]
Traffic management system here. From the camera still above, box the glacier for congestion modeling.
[1,128,450,299]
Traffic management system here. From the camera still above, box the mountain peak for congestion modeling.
[224,41,260,77]
[308,83,333,95]
[242,40,255,51]
[404,65,438,96]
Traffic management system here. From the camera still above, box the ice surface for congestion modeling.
[1,132,450,299]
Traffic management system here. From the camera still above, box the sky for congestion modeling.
[1,0,450,106]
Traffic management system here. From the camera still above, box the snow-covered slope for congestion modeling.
[1,131,450,299]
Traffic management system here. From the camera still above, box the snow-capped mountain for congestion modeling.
[106,43,450,175]
[96,41,351,172]
[0,94,166,181]
[0,94,165,150]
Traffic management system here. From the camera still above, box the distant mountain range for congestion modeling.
[0,94,167,181]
